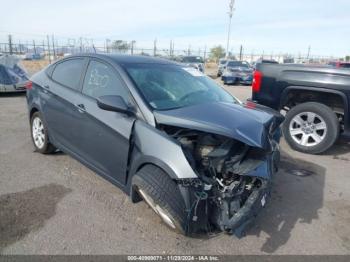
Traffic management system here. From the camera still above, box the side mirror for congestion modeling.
[97,95,134,115]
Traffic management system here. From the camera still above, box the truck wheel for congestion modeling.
[30,111,56,154]
[283,102,339,154]
[132,165,187,235]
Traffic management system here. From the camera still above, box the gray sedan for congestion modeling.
[26,54,283,236]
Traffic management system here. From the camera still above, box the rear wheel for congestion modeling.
[283,102,339,154]
[132,165,187,235]
[30,112,56,154]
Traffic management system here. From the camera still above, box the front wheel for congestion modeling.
[30,111,56,154]
[283,102,339,154]
[132,165,187,235]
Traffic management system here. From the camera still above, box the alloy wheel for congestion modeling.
[289,111,327,147]
[32,117,45,149]
[137,188,177,229]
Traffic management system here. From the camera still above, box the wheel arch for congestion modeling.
[29,106,39,120]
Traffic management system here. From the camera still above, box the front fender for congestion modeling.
[129,120,198,180]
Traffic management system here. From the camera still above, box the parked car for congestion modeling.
[217,58,228,77]
[27,54,283,236]
[251,63,350,154]
[0,54,28,93]
[252,59,278,70]
[328,61,350,69]
[180,56,205,73]
[221,60,253,85]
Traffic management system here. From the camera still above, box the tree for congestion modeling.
[345,56,350,62]
[111,40,130,53]
[209,45,225,62]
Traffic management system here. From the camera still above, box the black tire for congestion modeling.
[283,102,339,154]
[132,165,187,235]
[30,111,56,154]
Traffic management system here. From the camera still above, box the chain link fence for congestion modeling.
[0,34,338,65]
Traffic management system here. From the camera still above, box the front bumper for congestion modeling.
[217,179,270,237]
[222,75,239,84]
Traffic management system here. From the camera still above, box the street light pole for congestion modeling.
[226,0,235,58]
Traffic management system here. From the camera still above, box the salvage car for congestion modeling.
[26,54,283,236]
[0,54,28,93]
[222,60,253,85]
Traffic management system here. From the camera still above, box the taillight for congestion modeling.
[25,81,33,90]
[252,70,262,93]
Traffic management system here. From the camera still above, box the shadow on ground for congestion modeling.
[0,92,26,98]
[325,138,350,160]
[0,184,71,251]
[247,150,326,253]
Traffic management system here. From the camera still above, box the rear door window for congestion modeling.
[52,58,85,90]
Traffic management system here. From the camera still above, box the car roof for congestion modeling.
[66,53,178,65]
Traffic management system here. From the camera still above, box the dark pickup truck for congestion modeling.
[251,64,350,154]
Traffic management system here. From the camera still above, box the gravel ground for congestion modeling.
[1,82,350,255]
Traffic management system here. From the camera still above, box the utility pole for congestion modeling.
[239,44,243,60]
[33,40,37,54]
[52,35,56,59]
[8,35,13,54]
[225,0,235,58]
[79,37,83,53]
[307,45,311,60]
[131,40,136,55]
[153,38,157,56]
[47,35,51,63]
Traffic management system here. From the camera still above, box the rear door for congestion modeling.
[42,57,88,155]
[73,59,136,184]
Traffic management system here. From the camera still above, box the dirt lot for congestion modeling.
[1,75,350,254]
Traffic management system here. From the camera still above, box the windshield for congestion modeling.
[182,56,203,63]
[227,61,250,68]
[219,60,227,65]
[124,64,238,110]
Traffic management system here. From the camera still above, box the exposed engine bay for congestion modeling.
[160,124,279,236]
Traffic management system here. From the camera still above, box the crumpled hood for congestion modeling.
[154,101,284,150]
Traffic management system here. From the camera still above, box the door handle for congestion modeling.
[42,85,50,94]
[75,103,86,113]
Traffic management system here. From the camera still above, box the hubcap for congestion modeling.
[32,117,45,149]
[289,111,327,147]
[137,188,176,229]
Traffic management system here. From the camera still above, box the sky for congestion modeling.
[1,0,350,57]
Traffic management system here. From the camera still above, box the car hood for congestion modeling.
[154,102,284,150]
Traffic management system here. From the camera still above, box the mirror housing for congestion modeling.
[97,95,134,115]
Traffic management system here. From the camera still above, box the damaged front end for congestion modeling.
[160,125,280,236]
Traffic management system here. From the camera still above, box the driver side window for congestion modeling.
[82,60,130,102]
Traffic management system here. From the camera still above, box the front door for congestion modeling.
[74,59,135,185]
